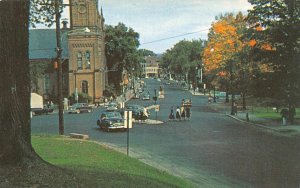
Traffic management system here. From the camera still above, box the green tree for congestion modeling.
[247,0,300,107]
[161,39,204,84]
[105,23,141,93]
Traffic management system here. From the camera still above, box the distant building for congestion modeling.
[141,56,161,78]
[29,0,107,103]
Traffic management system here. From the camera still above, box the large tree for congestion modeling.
[105,23,141,93]
[247,0,300,106]
[161,39,204,84]
[0,0,39,164]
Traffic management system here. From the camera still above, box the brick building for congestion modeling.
[29,0,107,103]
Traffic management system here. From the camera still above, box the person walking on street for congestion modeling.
[186,107,191,120]
[289,105,296,124]
[280,108,289,125]
[181,106,186,120]
[169,106,175,120]
[176,106,181,121]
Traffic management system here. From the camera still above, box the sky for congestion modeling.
[61,0,253,54]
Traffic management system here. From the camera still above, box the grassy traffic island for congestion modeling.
[0,135,194,188]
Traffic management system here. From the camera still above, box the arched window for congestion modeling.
[77,52,83,70]
[82,80,88,94]
[85,51,91,69]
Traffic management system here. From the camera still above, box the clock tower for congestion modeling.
[68,0,107,103]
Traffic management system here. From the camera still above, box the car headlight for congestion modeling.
[109,121,113,125]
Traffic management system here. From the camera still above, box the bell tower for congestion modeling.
[68,0,107,103]
[70,0,104,32]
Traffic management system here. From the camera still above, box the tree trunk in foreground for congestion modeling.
[0,0,38,165]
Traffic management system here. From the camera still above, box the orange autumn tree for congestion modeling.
[202,13,245,101]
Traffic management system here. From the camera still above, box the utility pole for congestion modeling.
[55,0,64,135]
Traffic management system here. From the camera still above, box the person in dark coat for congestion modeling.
[186,107,191,120]
[169,106,175,120]
[280,108,289,125]
[289,105,296,124]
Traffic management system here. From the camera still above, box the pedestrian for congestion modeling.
[186,107,191,120]
[143,107,149,121]
[233,102,238,115]
[139,110,143,123]
[176,106,181,121]
[289,105,296,124]
[280,108,289,125]
[208,95,212,103]
[169,106,175,120]
[181,106,186,120]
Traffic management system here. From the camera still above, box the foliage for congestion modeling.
[202,13,245,91]
[30,0,63,27]
[30,61,53,93]
[105,23,141,93]
[247,0,300,105]
[161,39,204,83]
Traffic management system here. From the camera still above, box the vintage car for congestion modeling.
[68,103,92,114]
[31,106,54,116]
[106,102,118,111]
[96,111,125,132]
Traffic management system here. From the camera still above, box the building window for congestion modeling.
[85,51,91,69]
[82,80,88,94]
[77,52,83,70]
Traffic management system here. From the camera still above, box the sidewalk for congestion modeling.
[189,89,300,136]
[210,101,300,137]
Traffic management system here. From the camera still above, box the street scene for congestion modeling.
[1,0,299,187]
[32,78,300,187]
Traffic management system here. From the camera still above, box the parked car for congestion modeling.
[142,94,150,100]
[97,111,125,132]
[106,102,118,111]
[31,106,54,116]
[68,103,92,114]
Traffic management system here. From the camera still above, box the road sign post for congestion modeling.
[124,111,132,156]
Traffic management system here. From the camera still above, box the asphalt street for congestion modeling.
[32,78,300,188]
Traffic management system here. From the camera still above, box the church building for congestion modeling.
[29,0,107,103]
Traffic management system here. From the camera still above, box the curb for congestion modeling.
[226,114,278,131]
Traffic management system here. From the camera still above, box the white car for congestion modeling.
[106,102,118,111]
[68,103,92,114]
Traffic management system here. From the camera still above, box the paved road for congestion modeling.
[32,79,300,187]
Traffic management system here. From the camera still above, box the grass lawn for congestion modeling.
[251,107,300,120]
[32,135,195,188]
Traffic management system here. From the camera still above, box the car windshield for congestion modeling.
[103,112,122,119]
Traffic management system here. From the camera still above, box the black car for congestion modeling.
[97,111,125,132]
[31,106,54,116]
